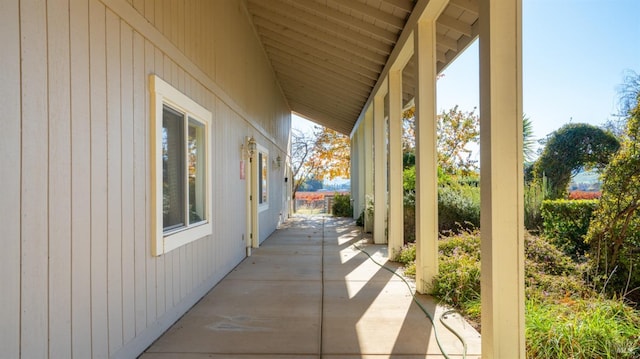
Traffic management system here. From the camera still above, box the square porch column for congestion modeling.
[373,92,388,244]
[479,0,525,357]
[414,18,440,294]
[388,70,404,257]
[364,107,374,233]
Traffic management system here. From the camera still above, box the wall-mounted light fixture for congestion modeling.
[246,136,256,157]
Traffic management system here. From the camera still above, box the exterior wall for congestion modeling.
[0,0,290,358]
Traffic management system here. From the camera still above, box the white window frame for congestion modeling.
[150,74,212,256]
[257,144,269,211]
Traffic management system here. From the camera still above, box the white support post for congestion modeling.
[364,107,374,233]
[479,0,525,357]
[414,18,439,294]
[388,70,404,258]
[373,92,387,244]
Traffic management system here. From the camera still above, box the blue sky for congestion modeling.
[295,0,640,147]
[437,0,640,143]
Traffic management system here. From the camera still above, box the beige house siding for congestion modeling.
[1,0,290,358]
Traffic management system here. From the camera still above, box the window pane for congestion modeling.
[260,152,268,203]
[258,153,263,204]
[162,105,185,231]
[188,118,206,224]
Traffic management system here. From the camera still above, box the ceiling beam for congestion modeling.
[278,78,364,114]
[326,0,405,30]
[291,102,356,134]
[274,70,370,103]
[256,26,383,74]
[449,0,479,15]
[267,50,377,88]
[438,14,473,37]
[293,0,399,44]
[436,34,459,52]
[271,63,372,99]
[380,0,415,14]
[247,0,392,55]
[252,16,388,65]
[261,38,380,81]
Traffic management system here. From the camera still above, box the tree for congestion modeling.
[308,126,350,180]
[290,128,317,199]
[533,123,620,199]
[586,96,640,300]
[523,114,536,164]
[402,105,480,176]
[290,125,351,200]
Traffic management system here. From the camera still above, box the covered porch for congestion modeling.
[142,216,481,358]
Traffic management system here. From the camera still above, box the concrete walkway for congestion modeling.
[141,216,481,358]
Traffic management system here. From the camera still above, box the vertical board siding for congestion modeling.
[47,0,73,357]
[133,30,148,336]
[121,20,137,345]
[8,0,291,357]
[106,9,124,354]
[0,0,21,356]
[89,0,109,356]
[70,0,93,357]
[144,39,158,327]
[20,0,50,357]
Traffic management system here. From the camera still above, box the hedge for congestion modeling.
[540,199,598,258]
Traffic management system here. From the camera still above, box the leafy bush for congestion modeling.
[395,243,416,277]
[431,231,481,309]
[524,233,592,300]
[332,193,353,217]
[395,230,640,356]
[526,298,640,358]
[541,199,598,258]
[438,185,480,232]
[586,101,640,301]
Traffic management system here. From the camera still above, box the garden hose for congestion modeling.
[351,240,468,359]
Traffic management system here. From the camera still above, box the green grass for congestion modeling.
[393,231,640,358]
[526,298,640,358]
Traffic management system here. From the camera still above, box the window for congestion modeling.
[257,148,268,208]
[151,75,212,256]
[258,152,269,204]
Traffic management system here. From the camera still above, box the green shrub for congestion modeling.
[524,233,592,300]
[395,243,416,277]
[431,234,481,309]
[438,185,480,232]
[526,298,640,358]
[586,104,640,301]
[332,193,353,217]
[541,199,598,258]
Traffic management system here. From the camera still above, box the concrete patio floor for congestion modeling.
[141,216,481,359]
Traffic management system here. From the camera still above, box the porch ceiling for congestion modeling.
[245,0,479,135]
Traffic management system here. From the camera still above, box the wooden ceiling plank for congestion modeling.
[247,0,392,55]
[257,26,383,74]
[326,0,405,29]
[380,0,415,14]
[262,40,380,81]
[276,72,369,105]
[448,0,479,15]
[436,34,458,52]
[287,95,361,124]
[279,81,364,114]
[267,51,377,88]
[272,63,372,99]
[252,16,388,65]
[294,0,399,44]
[437,14,472,37]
